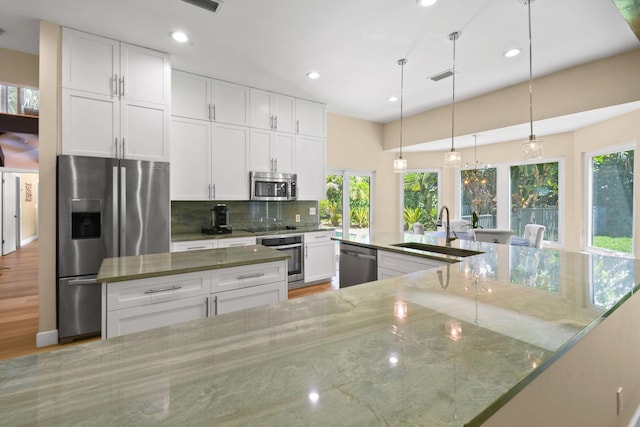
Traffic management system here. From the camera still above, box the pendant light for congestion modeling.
[444,31,462,168]
[522,0,543,158]
[394,58,408,173]
[463,134,488,186]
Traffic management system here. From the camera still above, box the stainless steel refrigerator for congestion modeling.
[56,155,170,342]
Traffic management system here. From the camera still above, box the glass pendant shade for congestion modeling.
[444,150,461,168]
[522,135,543,158]
[394,157,408,173]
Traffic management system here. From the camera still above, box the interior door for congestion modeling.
[2,173,18,255]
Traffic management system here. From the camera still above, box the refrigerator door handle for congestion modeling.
[120,166,127,256]
[112,166,119,257]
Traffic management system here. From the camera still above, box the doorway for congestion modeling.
[1,171,39,255]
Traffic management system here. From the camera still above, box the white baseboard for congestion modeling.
[36,330,58,347]
[21,235,38,246]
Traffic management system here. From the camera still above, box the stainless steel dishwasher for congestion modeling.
[339,242,377,288]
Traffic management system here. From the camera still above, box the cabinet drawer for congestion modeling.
[212,281,287,315]
[106,295,209,338]
[304,230,335,243]
[377,250,445,274]
[210,261,286,293]
[106,271,211,311]
[217,237,256,248]
[172,240,217,252]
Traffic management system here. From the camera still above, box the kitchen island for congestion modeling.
[1,233,639,426]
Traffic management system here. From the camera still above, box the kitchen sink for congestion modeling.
[392,242,483,258]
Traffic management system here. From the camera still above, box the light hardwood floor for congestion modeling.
[0,243,338,360]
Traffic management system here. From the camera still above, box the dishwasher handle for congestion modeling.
[340,249,377,261]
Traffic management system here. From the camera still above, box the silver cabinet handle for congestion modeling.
[237,273,265,280]
[205,297,209,317]
[113,74,118,96]
[112,166,119,256]
[296,119,300,134]
[274,158,278,171]
[121,138,125,159]
[274,116,278,130]
[208,184,211,200]
[270,115,274,129]
[114,137,119,158]
[208,104,212,121]
[213,295,218,316]
[120,166,127,256]
[187,245,207,250]
[305,244,308,258]
[212,104,216,121]
[68,278,98,286]
[144,285,183,294]
[120,76,125,97]
[228,243,246,247]
[213,184,216,199]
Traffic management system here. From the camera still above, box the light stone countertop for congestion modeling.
[2,233,639,426]
[97,245,289,283]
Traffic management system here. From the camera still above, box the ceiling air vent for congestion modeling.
[181,0,223,13]
[429,69,454,82]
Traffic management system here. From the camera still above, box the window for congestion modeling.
[320,170,373,240]
[510,162,559,243]
[461,167,497,228]
[403,171,439,231]
[587,147,634,255]
[0,84,39,116]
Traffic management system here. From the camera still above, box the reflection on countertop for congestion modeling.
[1,232,639,426]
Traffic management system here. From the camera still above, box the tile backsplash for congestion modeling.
[171,200,320,234]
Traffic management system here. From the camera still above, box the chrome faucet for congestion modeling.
[437,205,457,246]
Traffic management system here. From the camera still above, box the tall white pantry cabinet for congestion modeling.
[61,28,171,162]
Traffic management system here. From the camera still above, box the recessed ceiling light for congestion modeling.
[306,71,320,79]
[417,0,437,6]
[388,96,398,102]
[170,31,189,43]
[504,48,521,58]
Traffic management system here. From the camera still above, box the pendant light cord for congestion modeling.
[451,33,457,152]
[527,0,534,139]
[400,59,405,159]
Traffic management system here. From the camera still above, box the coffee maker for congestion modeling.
[202,204,232,234]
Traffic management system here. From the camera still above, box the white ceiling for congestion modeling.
[0,0,638,150]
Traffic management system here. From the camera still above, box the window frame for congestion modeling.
[325,168,376,239]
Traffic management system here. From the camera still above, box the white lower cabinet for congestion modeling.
[217,237,256,248]
[304,231,335,283]
[171,237,257,252]
[377,250,448,279]
[103,260,287,338]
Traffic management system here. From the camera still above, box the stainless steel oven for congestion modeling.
[257,234,304,288]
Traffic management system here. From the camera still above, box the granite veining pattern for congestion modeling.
[2,233,639,426]
[96,245,289,283]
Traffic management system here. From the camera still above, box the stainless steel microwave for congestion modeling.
[250,171,297,201]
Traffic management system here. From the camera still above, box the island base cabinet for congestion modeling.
[212,281,287,315]
[105,295,209,338]
[377,250,448,278]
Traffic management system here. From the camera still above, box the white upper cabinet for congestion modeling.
[249,129,295,174]
[172,70,211,121]
[250,89,295,133]
[61,27,171,161]
[295,135,326,200]
[295,99,326,138]
[170,117,211,200]
[211,123,249,200]
[211,79,250,126]
[171,72,249,126]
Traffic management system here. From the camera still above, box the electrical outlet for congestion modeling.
[309,207,316,215]
[295,214,300,222]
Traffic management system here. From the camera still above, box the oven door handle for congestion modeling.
[263,243,302,250]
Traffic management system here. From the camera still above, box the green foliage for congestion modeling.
[592,236,632,254]
[403,172,438,230]
[351,207,369,228]
[320,174,371,229]
[592,150,634,238]
[461,168,497,216]
[510,162,559,211]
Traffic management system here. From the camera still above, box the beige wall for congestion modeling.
[37,21,60,341]
[0,48,39,88]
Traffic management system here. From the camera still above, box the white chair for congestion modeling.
[472,229,513,244]
[523,224,545,248]
[412,222,425,234]
[441,219,468,232]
